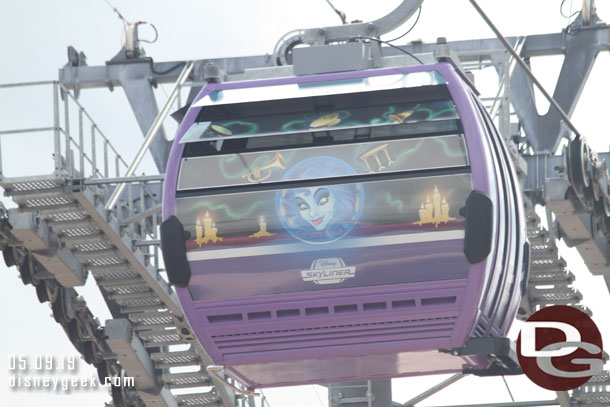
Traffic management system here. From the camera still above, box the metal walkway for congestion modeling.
[520,211,609,407]
[0,81,242,407]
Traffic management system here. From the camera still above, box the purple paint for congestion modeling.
[163,62,526,388]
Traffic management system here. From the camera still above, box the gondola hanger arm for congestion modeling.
[283,0,424,46]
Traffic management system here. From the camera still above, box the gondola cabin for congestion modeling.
[161,62,527,388]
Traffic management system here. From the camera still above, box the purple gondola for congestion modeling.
[161,62,527,389]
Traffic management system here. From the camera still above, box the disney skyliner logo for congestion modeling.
[303,257,606,391]
[7,354,134,392]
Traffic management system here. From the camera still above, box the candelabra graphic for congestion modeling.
[249,216,276,238]
[415,186,455,227]
[195,211,223,246]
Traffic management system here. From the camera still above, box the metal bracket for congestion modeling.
[206,366,260,397]
[442,337,522,376]
[274,0,423,65]
[509,17,605,153]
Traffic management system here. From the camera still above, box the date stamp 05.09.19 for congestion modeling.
[7,354,134,392]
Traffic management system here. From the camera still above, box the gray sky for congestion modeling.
[1,1,610,406]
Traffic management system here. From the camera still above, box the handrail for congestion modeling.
[105,60,195,210]
[0,81,129,181]
[57,83,129,168]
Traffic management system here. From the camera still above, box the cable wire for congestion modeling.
[312,385,326,407]
[146,59,186,75]
[358,36,424,65]
[501,376,515,402]
[469,0,581,138]
[260,390,272,407]
[325,0,347,25]
[102,0,127,22]
[560,0,579,19]
[139,23,158,44]
[384,5,422,43]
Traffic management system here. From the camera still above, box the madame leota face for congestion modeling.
[294,187,335,231]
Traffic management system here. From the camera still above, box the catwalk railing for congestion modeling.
[0,80,243,407]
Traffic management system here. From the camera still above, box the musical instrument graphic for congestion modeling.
[310,113,341,130]
[242,152,286,183]
[388,110,414,124]
[209,124,233,137]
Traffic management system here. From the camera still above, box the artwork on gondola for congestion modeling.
[179,100,459,143]
[276,157,364,244]
[414,185,456,227]
[177,172,470,249]
[177,171,472,300]
[178,134,469,190]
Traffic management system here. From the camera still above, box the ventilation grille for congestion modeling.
[206,296,456,325]
[202,293,460,356]
[212,315,457,355]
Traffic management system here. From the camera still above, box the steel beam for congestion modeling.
[421,401,559,407]
[401,374,465,406]
[8,209,86,286]
[116,62,171,172]
[58,25,610,173]
[510,20,606,153]
[329,380,392,407]
[104,318,161,393]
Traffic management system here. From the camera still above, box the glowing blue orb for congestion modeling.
[276,156,364,244]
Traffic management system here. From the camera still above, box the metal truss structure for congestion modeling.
[1,0,610,406]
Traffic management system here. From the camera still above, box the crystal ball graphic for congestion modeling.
[275,156,364,244]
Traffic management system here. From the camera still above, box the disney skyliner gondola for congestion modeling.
[160,56,528,389]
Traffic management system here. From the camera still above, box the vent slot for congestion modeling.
[305,307,329,316]
[212,316,457,340]
[421,296,457,306]
[392,299,416,309]
[277,309,300,318]
[363,302,387,311]
[212,316,457,355]
[208,313,242,323]
[248,311,272,321]
[334,304,358,313]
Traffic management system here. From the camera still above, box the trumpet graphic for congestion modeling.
[389,110,414,124]
[242,153,286,183]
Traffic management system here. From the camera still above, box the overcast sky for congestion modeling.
[1,1,610,406]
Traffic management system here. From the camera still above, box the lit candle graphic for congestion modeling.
[433,185,441,227]
[195,217,204,247]
[416,202,427,225]
[415,187,455,227]
[441,197,455,223]
[424,195,434,222]
[250,215,275,238]
[199,211,222,244]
